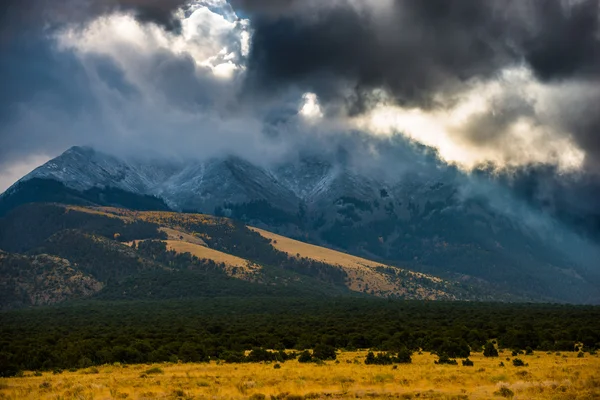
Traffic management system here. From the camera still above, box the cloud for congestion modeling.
[0,1,281,168]
[0,0,190,34]
[2,0,600,243]
[0,155,52,193]
[351,68,586,172]
[241,0,600,171]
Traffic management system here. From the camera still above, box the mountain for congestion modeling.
[0,203,484,309]
[2,145,600,304]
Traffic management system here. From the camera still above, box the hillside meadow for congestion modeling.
[1,351,599,400]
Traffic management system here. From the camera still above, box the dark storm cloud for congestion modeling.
[523,0,600,81]
[0,28,97,164]
[0,0,190,33]
[242,0,600,168]
[242,0,600,107]
[244,0,518,112]
[229,0,301,15]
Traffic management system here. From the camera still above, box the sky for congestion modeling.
[1,0,600,238]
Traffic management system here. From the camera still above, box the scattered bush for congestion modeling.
[39,381,52,389]
[145,367,164,375]
[171,389,188,398]
[365,349,413,365]
[494,386,514,398]
[512,358,527,367]
[434,339,470,358]
[312,344,336,361]
[435,354,458,365]
[483,342,499,357]
[462,359,474,366]
[298,351,313,363]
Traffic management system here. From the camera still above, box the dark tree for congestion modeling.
[483,341,499,357]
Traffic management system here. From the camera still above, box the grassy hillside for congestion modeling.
[0,203,489,309]
[251,227,452,299]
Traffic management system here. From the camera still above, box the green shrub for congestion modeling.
[483,342,498,357]
[494,386,514,398]
[145,367,164,374]
[312,344,336,361]
[298,351,312,363]
[396,348,413,364]
[435,354,458,365]
[462,358,474,366]
[39,381,52,389]
[512,358,526,367]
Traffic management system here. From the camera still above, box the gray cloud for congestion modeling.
[0,0,190,34]
[241,0,600,168]
[3,0,600,245]
[243,1,515,112]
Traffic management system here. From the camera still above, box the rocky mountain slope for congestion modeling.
[2,146,600,303]
[0,250,103,309]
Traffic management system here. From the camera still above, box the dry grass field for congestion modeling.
[163,241,261,279]
[249,227,450,299]
[2,351,599,400]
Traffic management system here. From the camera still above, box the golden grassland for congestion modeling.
[159,229,207,247]
[248,227,442,283]
[66,206,229,228]
[249,227,449,299]
[2,351,599,400]
[163,241,261,279]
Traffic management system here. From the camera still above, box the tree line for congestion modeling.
[1,298,599,376]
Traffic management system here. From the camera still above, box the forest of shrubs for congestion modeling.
[1,297,599,376]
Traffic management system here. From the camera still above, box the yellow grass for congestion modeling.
[66,206,229,228]
[159,228,207,247]
[2,351,599,400]
[249,227,448,299]
[164,241,261,280]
